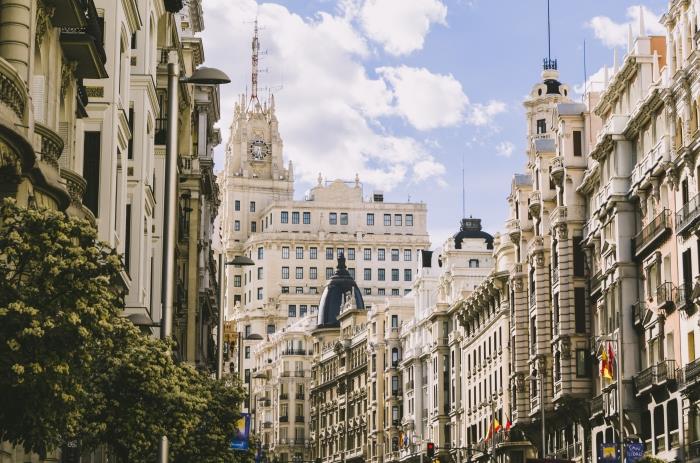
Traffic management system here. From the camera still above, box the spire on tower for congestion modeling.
[639,5,645,37]
[542,0,557,70]
[248,17,261,111]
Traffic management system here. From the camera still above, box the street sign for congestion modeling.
[598,442,620,463]
[625,443,645,463]
[230,413,251,451]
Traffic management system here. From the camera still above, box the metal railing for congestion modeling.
[676,283,692,310]
[682,357,700,388]
[676,192,700,234]
[591,394,604,416]
[656,282,675,308]
[280,393,289,400]
[282,349,308,356]
[633,209,671,256]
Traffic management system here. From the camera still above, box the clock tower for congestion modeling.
[220,20,294,247]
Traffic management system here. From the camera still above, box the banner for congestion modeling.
[598,442,620,463]
[230,413,251,451]
[625,443,645,463]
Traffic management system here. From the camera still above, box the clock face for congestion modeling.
[249,139,270,161]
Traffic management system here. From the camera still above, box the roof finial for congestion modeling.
[248,17,261,111]
[639,5,645,37]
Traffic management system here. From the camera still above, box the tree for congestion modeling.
[172,375,250,463]
[0,199,124,455]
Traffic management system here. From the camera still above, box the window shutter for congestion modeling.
[32,75,46,123]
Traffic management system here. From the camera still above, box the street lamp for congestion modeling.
[159,55,231,463]
[217,255,255,380]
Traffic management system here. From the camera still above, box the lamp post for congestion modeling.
[217,255,255,379]
[158,55,231,463]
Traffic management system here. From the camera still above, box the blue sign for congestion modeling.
[625,443,645,463]
[230,413,251,451]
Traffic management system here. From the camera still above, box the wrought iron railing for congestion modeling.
[677,192,700,234]
[633,209,671,255]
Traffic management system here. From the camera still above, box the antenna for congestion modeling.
[543,0,557,70]
[248,17,261,111]
[461,152,466,219]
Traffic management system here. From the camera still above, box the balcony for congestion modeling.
[295,416,304,423]
[550,157,564,185]
[676,284,695,313]
[681,357,700,390]
[677,192,700,235]
[262,421,273,429]
[633,209,671,257]
[591,394,604,417]
[0,57,28,122]
[295,393,304,400]
[634,360,677,396]
[633,301,645,327]
[405,380,414,391]
[282,349,308,356]
[280,416,289,423]
[506,218,521,243]
[280,393,289,400]
[47,0,88,27]
[59,0,107,79]
[164,0,184,12]
[550,205,567,227]
[655,282,675,312]
[528,191,542,218]
[630,136,670,189]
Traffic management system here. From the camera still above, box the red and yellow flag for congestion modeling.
[600,342,613,380]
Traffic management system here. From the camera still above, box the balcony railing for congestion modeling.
[59,0,107,79]
[280,393,289,400]
[676,192,700,235]
[591,394,604,417]
[295,393,304,400]
[634,360,677,395]
[656,282,675,311]
[681,357,700,389]
[282,349,308,356]
[633,209,671,257]
[405,380,414,390]
[280,416,289,422]
[634,365,654,393]
[295,416,304,423]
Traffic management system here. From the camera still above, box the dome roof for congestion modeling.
[316,255,365,328]
[543,78,562,95]
[453,218,494,250]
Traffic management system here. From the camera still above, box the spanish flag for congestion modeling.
[600,342,613,380]
[484,418,501,441]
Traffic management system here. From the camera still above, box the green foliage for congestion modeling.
[0,200,248,461]
[636,457,667,463]
[0,199,123,455]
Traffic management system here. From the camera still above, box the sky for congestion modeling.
[200,0,668,246]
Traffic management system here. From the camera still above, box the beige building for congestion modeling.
[219,27,430,413]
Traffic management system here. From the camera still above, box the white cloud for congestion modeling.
[466,100,506,126]
[201,0,446,191]
[377,65,468,130]
[574,65,607,94]
[495,141,514,157]
[587,5,665,48]
[360,0,447,56]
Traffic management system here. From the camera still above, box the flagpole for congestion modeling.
[491,396,495,462]
[617,309,625,463]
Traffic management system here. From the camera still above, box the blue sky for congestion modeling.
[202,0,668,245]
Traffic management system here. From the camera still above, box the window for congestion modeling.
[392,269,399,281]
[329,213,337,225]
[364,288,372,295]
[326,248,334,260]
[257,267,263,280]
[576,349,589,377]
[404,269,412,281]
[310,267,318,280]
[367,213,375,225]
[257,288,263,300]
[281,211,289,223]
[234,275,241,287]
[295,267,303,279]
[296,247,304,259]
[364,249,372,261]
[267,324,275,334]
[404,288,411,295]
[300,305,308,317]
[83,131,101,217]
[378,288,386,295]
[282,267,289,279]
[364,268,372,281]
[337,248,344,258]
[394,214,402,226]
[250,201,256,212]
[295,287,303,294]
[245,346,250,359]
[384,214,391,226]
[234,220,240,231]
[326,268,334,279]
[303,212,311,224]
[257,247,264,259]
[378,269,386,281]
[348,268,355,279]
[469,259,479,268]
[310,247,318,259]
[536,119,546,134]
[289,305,297,317]
[391,249,399,261]
[340,213,348,225]
[404,249,411,261]
[573,130,582,156]
[391,288,400,296]
[282,286,289,294]
[234,200,240,211]
[282,246,290,259]
[378,249,386,261]
[406,214,413,226]
[244,325,251,337]
[574,288,586,333]
[250,222,256,232]
[347,248,355,260]
[291,211,300,224]
[573,237,585,277]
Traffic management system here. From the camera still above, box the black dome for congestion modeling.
[453,218,494,250]
[316,255,365,328]
[544,78,562,95]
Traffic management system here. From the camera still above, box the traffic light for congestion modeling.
[426,442,435,458]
